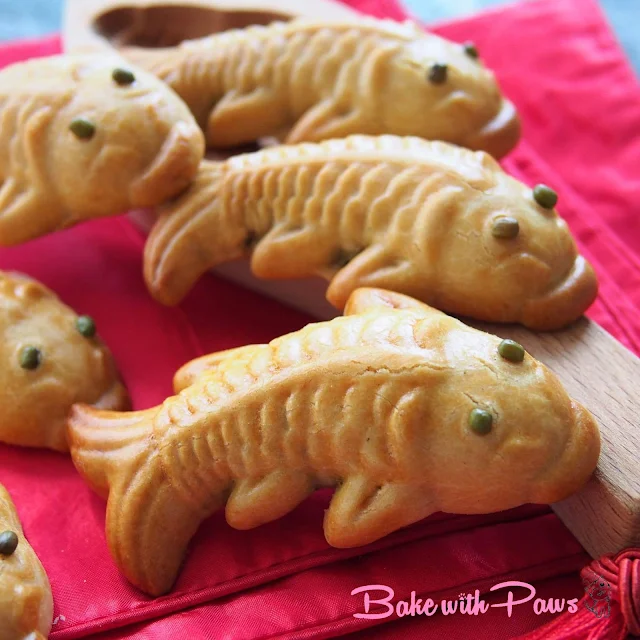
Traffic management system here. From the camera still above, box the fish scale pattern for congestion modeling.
[125,310,434,514]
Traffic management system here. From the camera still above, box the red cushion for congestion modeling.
[0,0,638,637]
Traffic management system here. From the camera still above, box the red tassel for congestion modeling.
[517,549,640,639]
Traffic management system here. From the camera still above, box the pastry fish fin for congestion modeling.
[207,89,286,147]
[144,160,245,306]
[106,453,223,596]
[226,470,313,529]
[286,100,364,144]
[324,476,434,548]
[173,345,262,392]
[326,245,415,310]
[68,403,221,596]
[344,288,442,317]
[0,177,49,247]
[0,485,21,530]
[250,224,335,278]
[0,102,60,246]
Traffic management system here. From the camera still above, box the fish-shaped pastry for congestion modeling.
[144,135,597,331]
[0,484,53,640]
[0,271,129,451]
[124,18,519,158]
[0,53,204,246]
[67,288,600,596]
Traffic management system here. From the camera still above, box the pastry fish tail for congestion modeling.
[67,403,217,596]
[67,404,155,499]
[144,159,246,306]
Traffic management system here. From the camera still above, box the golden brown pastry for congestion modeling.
[0,484,53,640]
[144,135,597,331]
[0,271,129,451]
[67,288,600,596]
[0,53,204,246]
[124,18,519,157]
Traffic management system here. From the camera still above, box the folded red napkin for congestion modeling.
[0,0,638,637]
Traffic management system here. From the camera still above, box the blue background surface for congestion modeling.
[0,0,638,75]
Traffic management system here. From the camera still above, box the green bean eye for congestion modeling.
[469,408,493,435]
[428,63,448,84]
[0,531,18,555]
[19,346,41,370]
[491,216,520,239]
[76,315,97,338]
[533,184,558,209]
[498,339,525,363]
[112,68,136,86]
[463,42,479,59]
[69,118,96,140]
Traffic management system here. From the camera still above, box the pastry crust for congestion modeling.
[68,288,600,596]
[144,135,597,330]
[124,18,519,157]
[0,53,204,246]
[0,271,130,451]
[0,485,53,640]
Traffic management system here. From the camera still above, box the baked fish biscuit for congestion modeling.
[0,271,129,451]
[124,18,519,157]
[0,485,53,640]
[0,53,205,246]
[68,288,600,596]
[144,135,597,330]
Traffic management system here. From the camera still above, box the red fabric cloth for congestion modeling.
[0,0,638,637]
[515,550,640,640]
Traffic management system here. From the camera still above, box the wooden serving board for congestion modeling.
[65,0,640,562]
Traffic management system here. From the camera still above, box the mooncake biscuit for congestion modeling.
[124,18,519,157]
[144,135,597,330]
[0,53,204,246]
[68,288,600,596]
[0,485,53,640]
[0,271,129,451]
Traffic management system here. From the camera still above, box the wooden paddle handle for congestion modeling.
[63,0,358,52]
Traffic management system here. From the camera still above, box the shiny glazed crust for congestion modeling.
[0,271,130,451]
[0,485,53,640]
[144,135,597,330]
[0,53,204,246]
[67,288,600,596]
[124,18,520,156]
